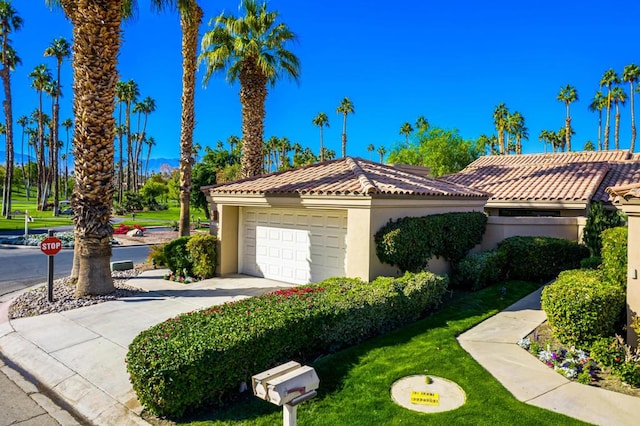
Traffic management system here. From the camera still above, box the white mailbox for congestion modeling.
[252,361,320,426]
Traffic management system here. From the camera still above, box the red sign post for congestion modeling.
[41,232,62,302]
[40,237,63,256]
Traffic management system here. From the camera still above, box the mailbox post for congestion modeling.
[252,361,319,426]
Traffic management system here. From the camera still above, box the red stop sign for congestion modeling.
[40,237,63,256]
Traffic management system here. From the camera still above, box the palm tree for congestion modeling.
[45,0,124,296]
[44,36,70,215]
[415,115,429,134]
[44,79,60,210]
[61,117,72,200]
[623,64,640,152]
[118,79,138,192]
[509,111,528,155]
[611,86,627,150]
[132,96,156,189]
[588,91,606,151]
[312,112,329,162]
[493,103,509,154]
[336,97,354,157]
[0,1,22,219]
[557,84,578,152]
[600,69,620,150]
[322,147,336,161]
[366,143,374,160]
[377,145,386,164]
[16,115,29,196]
[265,135,278,172]
[200,0,300,178]
[144,136,156,178]
[30,64,53,209]
[399,122,413,145]
[538,129,551,153]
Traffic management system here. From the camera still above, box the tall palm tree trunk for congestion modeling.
[604,96,612,150]
[319,126,324,162]
[631,84,637,152]
[178,5,203,236]
[615,107,621,150]
[52,67,61,215]
[597,110,602,151]
[0,68,13,219]
[36,99,46,210]
[239,62,267,178]
[341,114,347,158]
[62,0,120,296]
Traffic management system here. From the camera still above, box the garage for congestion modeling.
[240,208,347,284]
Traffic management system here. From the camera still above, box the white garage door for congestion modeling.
[241,208,347,284]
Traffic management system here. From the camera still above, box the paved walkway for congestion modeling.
[0,270,294,425]
[458,287,640,426]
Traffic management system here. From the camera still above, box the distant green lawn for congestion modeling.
[179,282,586,426]
[0,187,204,232]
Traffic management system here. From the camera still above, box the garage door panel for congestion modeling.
[241,208,346,284]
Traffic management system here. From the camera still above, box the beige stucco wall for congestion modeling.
[216,205,239,276]
[614,203,640,347]
[478,216,587,251]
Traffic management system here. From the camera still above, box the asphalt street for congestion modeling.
[0,245,150,298]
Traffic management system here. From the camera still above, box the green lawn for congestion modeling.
[179,282,586,425]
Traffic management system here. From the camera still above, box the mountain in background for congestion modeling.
[1,151,180,175]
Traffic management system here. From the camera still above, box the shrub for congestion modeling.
[112,223,145,235]
[126,272,448,417]
[186,234,217,279]
[374,212,487,272]
[600,226,628,287]
[451,250,506,291]
[163,236,193,277]
[497,236,589,283]
[580,256,602,270]
[582,202,624,257]
[541,269,625,347]
[590,336,624,368]
[148,243,168,267]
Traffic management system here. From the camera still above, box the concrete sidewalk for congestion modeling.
[0,270,294,425]
[458,287,640,426]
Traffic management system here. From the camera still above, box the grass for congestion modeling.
[176,282,587,426]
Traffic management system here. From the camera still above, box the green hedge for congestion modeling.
[497,236,589,283]
[541,269,625,347]
[163,234,218,279]
[451,250,506,291]
[582,202,624,257]
[163,236,192,277]
[601,226,628,287]
[374,212,487,272]
[126,272,448,417]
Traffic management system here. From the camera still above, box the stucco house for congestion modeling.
[202,157,487,285]
[607,182,640,346]
[442,150,640,248]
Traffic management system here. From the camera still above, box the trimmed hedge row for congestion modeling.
[374,212,487,272]
[541,269,625,347]
[601,226,628,287]
[126,272,448,417]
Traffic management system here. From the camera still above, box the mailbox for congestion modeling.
[265,365,319,406]
[252,361,302,401]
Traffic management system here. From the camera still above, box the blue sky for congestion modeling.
[8,0,640,162]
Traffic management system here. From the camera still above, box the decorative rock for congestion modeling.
[110,260,134,271]
[126,228,144,237]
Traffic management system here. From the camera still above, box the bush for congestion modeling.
[148,243,168,267]
[582,202,624,257]
[126,272,448,417]
[580,256,602,270]
[186,234,217,279]
[497,236,589,283]
[601,226,628,287]
[541,269,625,347]
[451,250,506,291]
[163,236,193,277]
[374,212,487,272]
[590,337,625,368]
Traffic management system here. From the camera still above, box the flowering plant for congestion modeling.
[518,338,599,383]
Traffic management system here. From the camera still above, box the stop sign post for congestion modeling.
[40,230,62,302]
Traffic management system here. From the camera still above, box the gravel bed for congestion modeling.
[8,269,147,319]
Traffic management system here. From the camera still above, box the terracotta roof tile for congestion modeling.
[606,182,640,201]
[443,151,640,204]
[202,157,487,198]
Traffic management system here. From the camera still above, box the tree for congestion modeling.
[415,115,429,134]
[538,129,551,153]
[600,69,620,150]
[45,0,123,296]
[200,0,300,178]
[0,1,22,218]
[584,140,595,151]
[117,79,138,192]
[557,84,578,152]
[588,91,606,151]
[61,117,72,199]
[611,86,626,150]
[366,143,374,160]
[399,122,413,145]
[44,36,70,215]
[387,125,483,177]
[508,111,528,155]
[312,112,329,162]
[377,145,386,164]
[132,96,156,190]
[16,115,29,197]
[492,103,509,154]
[336,97,354,157]
[623,64,640,152]
[29,64,52,210]
[144,136,156,178]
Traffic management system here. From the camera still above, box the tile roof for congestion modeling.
[442,150,640,204]
[202,157,487,198]
[606,182,640,202]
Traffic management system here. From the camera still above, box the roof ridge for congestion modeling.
[346,157,379,194]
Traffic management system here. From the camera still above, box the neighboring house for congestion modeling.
[202,157,487,285]
[442,150,640,248]
[607,182,640,347]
